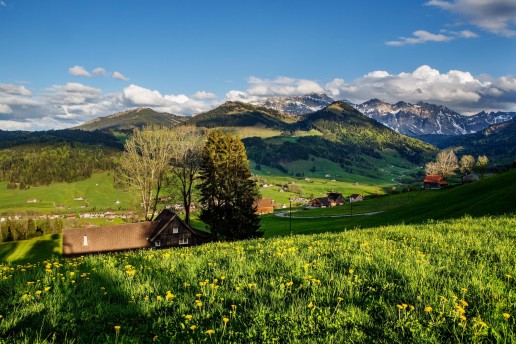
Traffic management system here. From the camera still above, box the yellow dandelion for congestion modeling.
[205,329,215,335]
[460,315,467,321]
[503,313,511,319]
[35,290,42,295]
[196,293,202,297]
[337,297,344,302]
[455,306,466,314]
[114,325,121,332]
[396,304,404,310]
[69,272,75,277]
[190,325,196,331]
[286,281,294,287]
[506,274,512,279]
[185,314,193,320]
[424,306,432,312]
[409,305,415,311]
[460,299,468,307]
[156,295,162,301]
[223,317,229,324]
[440,296,448,302]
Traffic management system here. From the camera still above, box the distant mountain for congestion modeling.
[185,101,296,129]
[253,93,335,115]
[354,99,516,136]
[75,107,185,131]
[418,118,516,165]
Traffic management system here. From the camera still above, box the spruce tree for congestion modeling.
[198,130,262,240]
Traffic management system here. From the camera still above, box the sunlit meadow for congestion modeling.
[0,215,514,343]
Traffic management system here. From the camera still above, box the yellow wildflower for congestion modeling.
[190,325,196,331]
[503,313,511,319]
[185,314,193,320]
[156,296,162,301]
[424,306,432,312]
[205,329,215,335]
[223,317,229,324]
[460,315,467,321]
[114,325,121,332]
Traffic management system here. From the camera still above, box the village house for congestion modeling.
[62,209,212,256]
[310,192,345,207]
[255,198,275,215]
[423,175,448,189]
[349,194,364,202]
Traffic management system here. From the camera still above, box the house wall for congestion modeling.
[153,217,200,247]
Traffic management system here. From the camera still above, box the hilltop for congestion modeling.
[75,107,186,131]
[185,101,297,129]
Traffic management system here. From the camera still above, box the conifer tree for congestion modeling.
[198,130,262,240]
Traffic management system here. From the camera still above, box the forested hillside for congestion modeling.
[0,144,119,187]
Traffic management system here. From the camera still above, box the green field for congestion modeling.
[0,172,133,215]
[0,216,514,343]
[0,234,61,264]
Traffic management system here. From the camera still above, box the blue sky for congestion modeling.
[1,0,515,130]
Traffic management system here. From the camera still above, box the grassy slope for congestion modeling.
[0,172,132,214]
[0,234,61,263]
[0,216,514,343]
[260,168,516,236]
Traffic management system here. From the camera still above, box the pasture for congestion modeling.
[0,216,514,343]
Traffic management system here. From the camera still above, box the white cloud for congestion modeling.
[68,65,91,77]
[0,120,32,130]
[0,104,13,114]
[193,91,217,100]
[122,84,214,115]
[386,29,477,46]
[324,65,516,114]
[246,76,325,97]
[92,67,107,76]
[112,71,129,81]
[224,90,260,103]
[426,0,516,37]
[0,84,31,96]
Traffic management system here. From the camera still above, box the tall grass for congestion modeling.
[0,216,514,343]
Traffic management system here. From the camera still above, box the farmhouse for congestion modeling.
[423,175,448,189]
[62,209,212,256]
[462,173,479,184]
[310,193,345,207]
[349,194,364,202]
[255,198,275,214]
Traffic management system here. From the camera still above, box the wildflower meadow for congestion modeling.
[0,215,514,343]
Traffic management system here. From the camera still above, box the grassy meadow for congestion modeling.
[0,173,133,215]
[0,216,514,343]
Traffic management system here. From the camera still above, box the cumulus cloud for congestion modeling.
[0,104,13,114]
[246,76,325,97]
[68,65,91,77]
[386,29,477,46]
[123,84,214,115]
[193,91,217,100]
[112,71,129,81]
[324,65,516,114]
[426,0,516,36]
[92,67,107,76]
[0,83,32,96]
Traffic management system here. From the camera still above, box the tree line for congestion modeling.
[425,150,489,179]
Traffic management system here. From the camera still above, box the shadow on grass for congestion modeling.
[0,241,19,263]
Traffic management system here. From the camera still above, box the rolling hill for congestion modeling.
[75,107,186,131]
[185,101,296,129]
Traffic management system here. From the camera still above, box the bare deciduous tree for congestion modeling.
[460,155,475,174]
[118,126,175,220]
[425,150,458,178]
[168,126,207,225]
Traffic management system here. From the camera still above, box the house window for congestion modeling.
[155,241,161,248]
[179,233,188,245]
[172,227,179,234]
[83,235,88,246]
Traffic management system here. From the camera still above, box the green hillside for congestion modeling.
[261,168,516,236]
[418,118,516,166]
[186,101,296,129]
[75,107,186,131]
[1,216,514,342]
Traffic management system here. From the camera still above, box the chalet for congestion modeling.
[62,209,212,256]
[423,175,448,189]
[255,198,275,215]
[349,194,364,202]
[462,173,479,184]
[310,192,345,207]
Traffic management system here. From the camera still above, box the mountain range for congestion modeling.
[253,93,516,137]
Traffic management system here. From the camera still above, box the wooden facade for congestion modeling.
[62,209,212,256]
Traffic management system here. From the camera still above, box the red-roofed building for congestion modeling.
[423,175,448,189]
[255,198,275,214]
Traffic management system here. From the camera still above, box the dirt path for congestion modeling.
[274,210,383,219]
